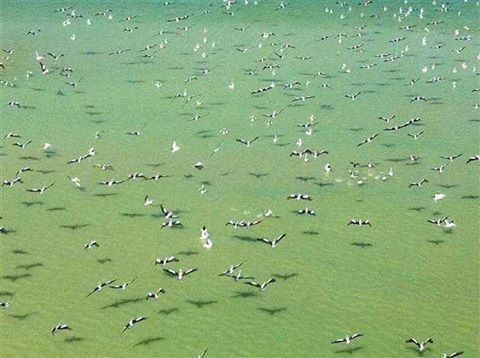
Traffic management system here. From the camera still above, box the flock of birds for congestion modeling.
[1,0,478,357]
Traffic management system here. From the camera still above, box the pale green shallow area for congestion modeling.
[0,0,479,357]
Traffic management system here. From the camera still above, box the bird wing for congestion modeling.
[236,139,247,145]
[164,268,177,276]
[257,238,272,245]
[244,281,260,287]
[331,338,346,344]
[351,333,364,339]
[275,234,286,243]
[184,268,198,276]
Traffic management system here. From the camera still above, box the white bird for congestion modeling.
[123,317,148,332]
[331,333,364,345]
[144,195,154,206]
[228,82,235,90]
[171,141,180,153]
[405,338,433,352]
[35,51,44,61]
[433,193,446,202]
[42,143,53,151]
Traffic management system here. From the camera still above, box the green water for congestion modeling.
[1,1,479,357]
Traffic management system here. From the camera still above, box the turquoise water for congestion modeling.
[1,1,479,357]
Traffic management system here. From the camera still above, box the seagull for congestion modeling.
[26,183,55,194]
[88,279,116,296]
[443,219,456,231]
[409,178,428,188]
[159,204,176,219]
[345,92,362,100]
[440,154,462,161]
[51,323,72,335]
[2,178,23,187]
[4,132,21,139]
[331,333,364,344]
[195,348,209,358]
[219,262,245,276]
[144,195,154,206]
[123,317,148,332]
[244,278,276,291]
[442,352,463,358]
[405,338,433,352]
[163,268,198,280]
[466,154,480,163]
[15,167,32,176]
[171,141,180,153]
[109,278,136,290]
[98,179,124,187]
[287,193,311,201]
[427,217,448,226]
[12,141,32,149]
[292,95,315,102]
[47,52,64,60]
[407,131,424,140]
[84,240,99,249]
[347,219,371,226]
[146,287,166,300]
[39,62,49,74]
[411,96,427,102]
[431,164,448,174]
[297,208,315,216]
[257,233,286,248]
[0,302,9,309]
[357,133,380,146]
[236,137,259,147]
[154,256,179,266]
[433,193,446,202]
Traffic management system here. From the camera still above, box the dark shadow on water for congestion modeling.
[177,250,198,256]
[462,195,479,200]
[16,262,43,270]
[47,207,66,212]
[302,230,319,236]
[21,201,44,207]
[0,291,15,297]
[12,249,28,255]
[186,300,218,308]
[437,184,457,189]
[120,213,146,218]
[60,224,90,230]
[231,291,258,299]
[35,170,55,174]
[351,242,373,248]
[9,312,36,320]
[296,176,316,182]
[64,336,85,343]
[427,240,444,245]
[158,307,179,315]
[334,346,364,354]
[257,307,287,315]
[134,336,165,347]
[92,193,118,197]
[409,206,425,212]
[272,273,298,281]
[101,297,144,309]
[315,182,334,188]
[2,273,32,282]
[232,235,256,243]
[97,257,112,264]
[249,172,269,178]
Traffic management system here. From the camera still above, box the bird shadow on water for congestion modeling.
[186,300,218,309]
[134,336,165,347]
[257,307,287,315]
[302,230,319,236]
[177,250,198,256]
[2,273,32,282]
[120,212,146,218]
[334,346,364,354]
[0,291,14,297]
[272,273,298,281]
[232,235,257,243]
[97,257,113,264]
[351,242,373,249]
[9,312,37,320]
[16,262,44,270]
[21,201,44,207]
[64,336,85,343]
[231,291,258,299]
[101,297,144,309]
[158,307,179,315]
[427,240,444,245]
[409,206,425,212]
[60,224,90,230]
